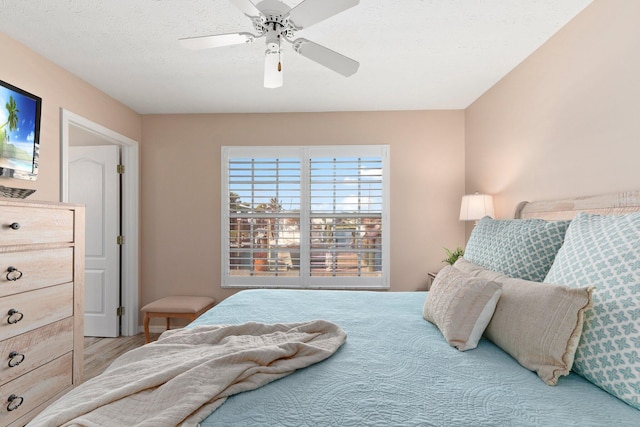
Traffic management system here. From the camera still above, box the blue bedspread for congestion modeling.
[193,289,640,426]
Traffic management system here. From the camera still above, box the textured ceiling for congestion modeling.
[0,0,592,114]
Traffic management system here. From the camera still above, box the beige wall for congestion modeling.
[0,33,141,200]
[141,111,466,307]
[466,0,640,220]
[13,0,633,327]
[2,31,465,329]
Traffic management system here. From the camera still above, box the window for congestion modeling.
[222,145,389,289]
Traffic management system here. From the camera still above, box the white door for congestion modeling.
[69,145,120,337]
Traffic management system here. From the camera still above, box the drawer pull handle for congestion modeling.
[8,351,25,368]
[9,222,20,230]
[7,394,23,412]
[7,309,23,324]
[5,267,23,281]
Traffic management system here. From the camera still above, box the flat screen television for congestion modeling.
[0,79,41,181]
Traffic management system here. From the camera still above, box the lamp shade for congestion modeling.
[459,193,495,221]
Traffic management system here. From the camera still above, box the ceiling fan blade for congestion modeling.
[288,0,359,29]
[179,33,255,50]
[229,0,262,17]
[293,38,359,77]
[264,50,283,88]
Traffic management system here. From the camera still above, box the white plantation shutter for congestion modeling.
[222,145,389,288]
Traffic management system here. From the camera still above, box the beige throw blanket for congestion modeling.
[28,320,346,427]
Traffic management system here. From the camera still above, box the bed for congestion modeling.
[30,191,640,426]
[194,289,638,426]
[193,191,640,426]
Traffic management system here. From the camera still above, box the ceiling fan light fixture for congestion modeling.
[264,49,283,88]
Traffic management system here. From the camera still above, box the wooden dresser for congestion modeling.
[0,199,84,426]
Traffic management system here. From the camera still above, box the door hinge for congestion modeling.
[117,235,125,245]
[117,164,125,174]
[117,306,125,317]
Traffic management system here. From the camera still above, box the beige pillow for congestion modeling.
[423,265,502,351]
[454,258,593,385]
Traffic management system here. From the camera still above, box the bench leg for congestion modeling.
[144,313,151,343]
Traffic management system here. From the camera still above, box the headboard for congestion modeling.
[515,191,640,220]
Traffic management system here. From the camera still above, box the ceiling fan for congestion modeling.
[179,0,360,88]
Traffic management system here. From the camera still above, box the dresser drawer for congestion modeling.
[0,248,73,298]
[0,353,72,426]
[0,206,74,246]
[0,283,73,341]
[0,318,73,387]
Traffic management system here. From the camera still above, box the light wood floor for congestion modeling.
[83,332,160,382]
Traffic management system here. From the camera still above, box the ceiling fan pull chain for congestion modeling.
[278,38,282,72]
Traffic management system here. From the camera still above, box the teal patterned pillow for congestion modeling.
[545,212,640,409]
[464,217,570,282]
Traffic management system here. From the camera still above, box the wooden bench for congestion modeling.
[141,296,216,343]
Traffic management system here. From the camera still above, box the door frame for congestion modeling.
[60,109,140,336]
